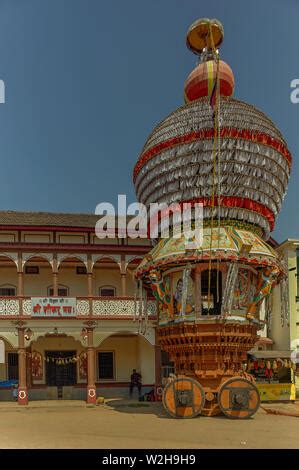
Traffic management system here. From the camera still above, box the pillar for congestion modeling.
[120,256,127,297]
[86,328,96,404]
[17,272,24,297]
[121,273,127,297]
[17,253,23,297]
[87,256,94,302]
[194,267,201,318]
[52,255,58,296]
[52,273,58,296]
[87,273,93,297]
[154,329,162,400]
[17,327,28,405]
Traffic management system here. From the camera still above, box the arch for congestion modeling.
[22,253,53,269]
[125,255,144,271]
[0,256,19,299]
[94,328,155,348]
[93,256,122,297]
[0,335,16,350]
[58,256,88,297]
[0,253,18,268]
[31,331,83,346]
[92,254,121,271]
[57,254,88,269]
[94,330,156,385]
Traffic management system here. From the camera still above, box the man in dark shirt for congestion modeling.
[129,369,142,397]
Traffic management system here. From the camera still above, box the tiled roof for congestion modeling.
[0,210,107,228]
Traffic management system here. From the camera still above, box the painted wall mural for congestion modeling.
[232,268,257,312]
[158,270,195,325]
[79,351,87,380]
[31,351,43,380]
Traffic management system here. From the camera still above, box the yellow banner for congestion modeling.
[257,383,296,401]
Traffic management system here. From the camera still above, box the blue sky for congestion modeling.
[0,0,297,242]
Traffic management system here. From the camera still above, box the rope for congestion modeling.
[207,23,221,310]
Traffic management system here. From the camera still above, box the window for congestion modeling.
[98,351,114,380]
[0,285,16,296]
[76,266,87,274]
[99,286,116,297]
[25,266,39,274]
[7,352,18,380]
[201,269,222,315]
[47,285,69,297]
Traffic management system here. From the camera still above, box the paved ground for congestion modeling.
[0,399,298,449]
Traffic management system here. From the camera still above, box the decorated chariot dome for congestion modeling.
[133,18,291,419]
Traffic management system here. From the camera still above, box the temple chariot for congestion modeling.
[133,18,291,418]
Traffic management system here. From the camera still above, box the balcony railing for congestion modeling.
[0,296,157,319]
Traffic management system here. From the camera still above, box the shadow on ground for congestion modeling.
[104,398,170,418]
[103,397,275,421]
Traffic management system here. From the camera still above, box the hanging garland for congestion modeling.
[25,351,82,365]
[247,358,297,372]
[44,355,79,365]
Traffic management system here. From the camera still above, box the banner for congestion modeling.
[257,383,296,401]
[31,297,77,317]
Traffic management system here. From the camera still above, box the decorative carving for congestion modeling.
[0,299,19,315]
[0,297,156,318]
[76,300,90,316]
[92,299,157,316]
[22,299,32,316]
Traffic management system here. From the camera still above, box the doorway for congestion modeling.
[45,351,77,386]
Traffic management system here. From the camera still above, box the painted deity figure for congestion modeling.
[174,278,193,316]
[246,266,279,319]
[31,352,43,379]
[149,270,174,321]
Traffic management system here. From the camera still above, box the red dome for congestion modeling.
[184,60,234,103]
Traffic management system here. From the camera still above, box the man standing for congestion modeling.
[129,369,142,397]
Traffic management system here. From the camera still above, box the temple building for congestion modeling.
[0,211,159,404]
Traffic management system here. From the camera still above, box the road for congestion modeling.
[0,400,298,449]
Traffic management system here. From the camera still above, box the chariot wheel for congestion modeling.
[162,377,205,419]
[218,377,260,419]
